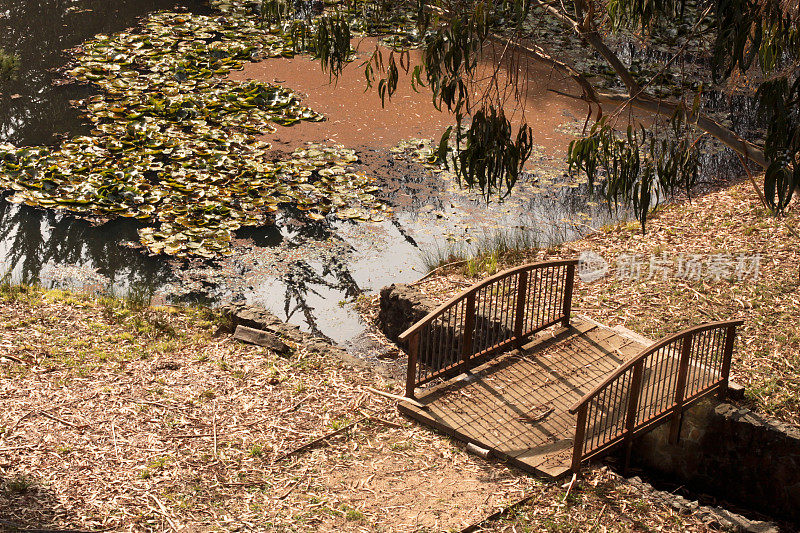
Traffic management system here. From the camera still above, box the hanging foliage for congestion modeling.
[313,14,353,78]
[449,106,534,200]
[757,75,800,211]
[567,107,700,231]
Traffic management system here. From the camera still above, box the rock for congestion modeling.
[726,381,746,400]
[623,475,780,533]
[377,283,437,344]
[218,303,372,370]
[233,325,290,354]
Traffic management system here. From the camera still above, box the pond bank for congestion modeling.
[0,285,778,531]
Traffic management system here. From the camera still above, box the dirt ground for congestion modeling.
[0,287,734,532]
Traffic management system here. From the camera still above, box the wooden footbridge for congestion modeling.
[397,260,742,478]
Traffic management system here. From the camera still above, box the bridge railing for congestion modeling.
[398,259,577,398]
[568,319,743,472]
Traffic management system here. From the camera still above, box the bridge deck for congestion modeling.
[398,317,648,478]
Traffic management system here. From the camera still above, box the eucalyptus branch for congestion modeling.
[424,3,600,103]
[532,0,640,93]
[527,0,767,167]
[598,92,767,167]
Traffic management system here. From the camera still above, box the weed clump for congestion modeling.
[0,48,20,79]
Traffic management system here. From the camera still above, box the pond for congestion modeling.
[1,0,739,348]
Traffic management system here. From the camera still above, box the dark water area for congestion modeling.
[0,0,210,146]
[0,193,173,293]
[615,39,765,185]
[0,0,211,303]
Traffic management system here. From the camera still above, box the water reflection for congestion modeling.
[0,196,173,292]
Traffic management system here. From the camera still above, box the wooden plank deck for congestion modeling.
[398,317,648,478]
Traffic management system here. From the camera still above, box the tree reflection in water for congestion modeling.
[0,198,173,294]
[0,0,208,146]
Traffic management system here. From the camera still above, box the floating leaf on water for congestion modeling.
[0,3,393,259]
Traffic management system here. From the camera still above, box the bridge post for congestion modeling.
[405,332,419,398]
[562,263,575,328]
[461,293,476,369]
[719,324,737,399]
[513,270,528,343]
[669,334,693,444]
[571,403,588,473]
[623,360,644,473]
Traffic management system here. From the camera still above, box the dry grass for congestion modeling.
[409,181,800,427]
[0,285,729,531]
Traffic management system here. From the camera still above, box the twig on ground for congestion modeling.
[358,410,404,429]
[591,503,608,529]
[0,353,24,364]
[563,473,578,502]
[0,519,94,533]
[212,400,218,459]
[111,423,119,460]
[148,493,179,531]
[411,260,469,285]
[4,410,35,438]
[37,410,84,429]
[458,492,540,533]
[272,416,368,463]
[363,386,427,409]
[278,464,310,500]
[278,392,315,414]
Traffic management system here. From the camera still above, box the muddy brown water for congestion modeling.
[229,37,586,156]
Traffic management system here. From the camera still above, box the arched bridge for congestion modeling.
[397,259,743,477]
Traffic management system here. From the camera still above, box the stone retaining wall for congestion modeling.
[631,397,800,523]
[377,283,437,344]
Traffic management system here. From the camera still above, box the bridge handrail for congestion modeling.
[400,259,578,397]
[568,319,743,472]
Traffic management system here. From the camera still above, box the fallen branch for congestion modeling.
[4,410,35,438]
[148,493,179,531]
[278,392,315,414]
[359,412,404,429]
[212,400,218,459]
[278,464,310,500]
[598,92,766,167]
[363,386,427,409]
[0,353,25,364]
[0,445,36,452]
[563,472,578,501]
[37,410,85,429]
[411,259,469,286]
[272,416,368,463]
[459,492,540,533]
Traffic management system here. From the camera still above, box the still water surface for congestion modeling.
[0,1,647,345]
